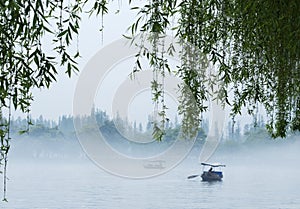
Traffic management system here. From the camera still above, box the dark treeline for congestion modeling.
[8,108,299,164]
[10,109,206,146]
[9,108,272,145]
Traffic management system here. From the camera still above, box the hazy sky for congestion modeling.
[26,1,184,127]
[15,1,255,131]
[28,2,135,121]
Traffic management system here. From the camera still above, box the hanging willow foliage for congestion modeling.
[0,0,108,200]
[0,0,299,200]
[127,0,299,139]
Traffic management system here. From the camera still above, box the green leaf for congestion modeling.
[57,30,68,38]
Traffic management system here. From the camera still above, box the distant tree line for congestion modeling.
[9,108,272,144]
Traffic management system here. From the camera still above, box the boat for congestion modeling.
[143,160,166,169]
[200,163,226,181]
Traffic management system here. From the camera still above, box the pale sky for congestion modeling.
[28,2,136,121]
[14,1,255,132]
[25,1,182,127]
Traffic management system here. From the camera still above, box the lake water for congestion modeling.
[1,140,300,209]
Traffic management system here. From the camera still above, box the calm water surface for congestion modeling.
[1,159,299,209]
[2,141,300,209]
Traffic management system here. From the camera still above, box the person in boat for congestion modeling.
[207,167,213,176]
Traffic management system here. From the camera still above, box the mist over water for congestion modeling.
[2,134,300,209]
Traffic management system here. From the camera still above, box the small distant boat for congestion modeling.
[143,160,165,169]
[200,163,226,181]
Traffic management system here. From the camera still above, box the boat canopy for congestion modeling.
[201,163,226,167]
